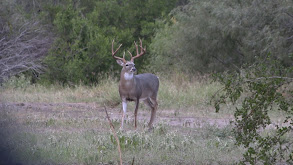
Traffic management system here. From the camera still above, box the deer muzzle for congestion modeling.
[131,67,137,72]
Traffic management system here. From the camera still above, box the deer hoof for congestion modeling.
[147,126,154,132]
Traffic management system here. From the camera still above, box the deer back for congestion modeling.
[134,73,159,99]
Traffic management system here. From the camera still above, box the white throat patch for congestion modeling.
[124,72,134,80]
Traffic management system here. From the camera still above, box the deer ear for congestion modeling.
[116,59,124,66]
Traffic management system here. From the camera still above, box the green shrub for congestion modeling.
[3,74,31,89]
[150,0,293,73]
[214,55,293,164]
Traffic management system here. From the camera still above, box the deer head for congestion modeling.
[112,39,146,75]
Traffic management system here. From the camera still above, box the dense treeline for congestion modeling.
[1,0,292,84]
[1,0,180,84]
[42,0,180,84]
[150,0,293,73]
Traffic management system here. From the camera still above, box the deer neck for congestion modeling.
[120,70,135,88]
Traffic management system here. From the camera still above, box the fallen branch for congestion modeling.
[131,157,135,165]
[104,106,122,165]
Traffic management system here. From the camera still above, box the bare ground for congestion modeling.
[0,102,233,129]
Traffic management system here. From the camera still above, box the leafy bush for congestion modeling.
[214,55,293,164]
[2,74,31,89]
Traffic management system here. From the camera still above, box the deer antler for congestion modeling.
[130,39,146,62]
[112,40,126,63]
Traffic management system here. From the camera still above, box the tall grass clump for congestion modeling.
[0,75,119,104]
[1,79,95,103]
[157,73,221,109]
[94,77,121,107]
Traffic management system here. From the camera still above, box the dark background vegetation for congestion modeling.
[1,0,292,85]
[0,0,292,164]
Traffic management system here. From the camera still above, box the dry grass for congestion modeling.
[2,73,291,164]
[0,76,120,104]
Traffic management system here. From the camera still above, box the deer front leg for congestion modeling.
[134,100,139,129]
[120,100,127,130]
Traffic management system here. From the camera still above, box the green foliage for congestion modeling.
[2,74,31,89]
[41,0,178,84]
[150,0,293,74]
[42,4,108,84]
[214,55,293,164]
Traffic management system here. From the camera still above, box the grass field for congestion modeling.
[0,102,241,165]
[0,74,288,164]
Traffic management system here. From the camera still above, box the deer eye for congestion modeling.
[125,64,129,66]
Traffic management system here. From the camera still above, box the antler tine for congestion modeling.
[123,51,126,59]
[127,50,133,59]
[112,39,125,63]
[112,39,123,55]
[139,38,146,52]
[134,41,139,55]
[131,38,146,62]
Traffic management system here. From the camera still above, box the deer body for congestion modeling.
[112,40,159,130]
[119,73,159,102]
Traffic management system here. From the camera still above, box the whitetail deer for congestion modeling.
[111,39,159,130]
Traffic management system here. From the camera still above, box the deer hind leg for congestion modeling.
[144,98,158,129]
[134,100,139,129]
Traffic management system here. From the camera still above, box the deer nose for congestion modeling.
[131,67,136,72]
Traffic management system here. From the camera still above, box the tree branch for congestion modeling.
[246,76,293,82]
[0,18,53,83]
[104,106,123,165]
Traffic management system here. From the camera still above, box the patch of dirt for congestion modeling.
[0,102,233,128]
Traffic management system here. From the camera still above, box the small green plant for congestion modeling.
[45,118,56,127]
[110,132,149,150]
[3,74,31,89]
